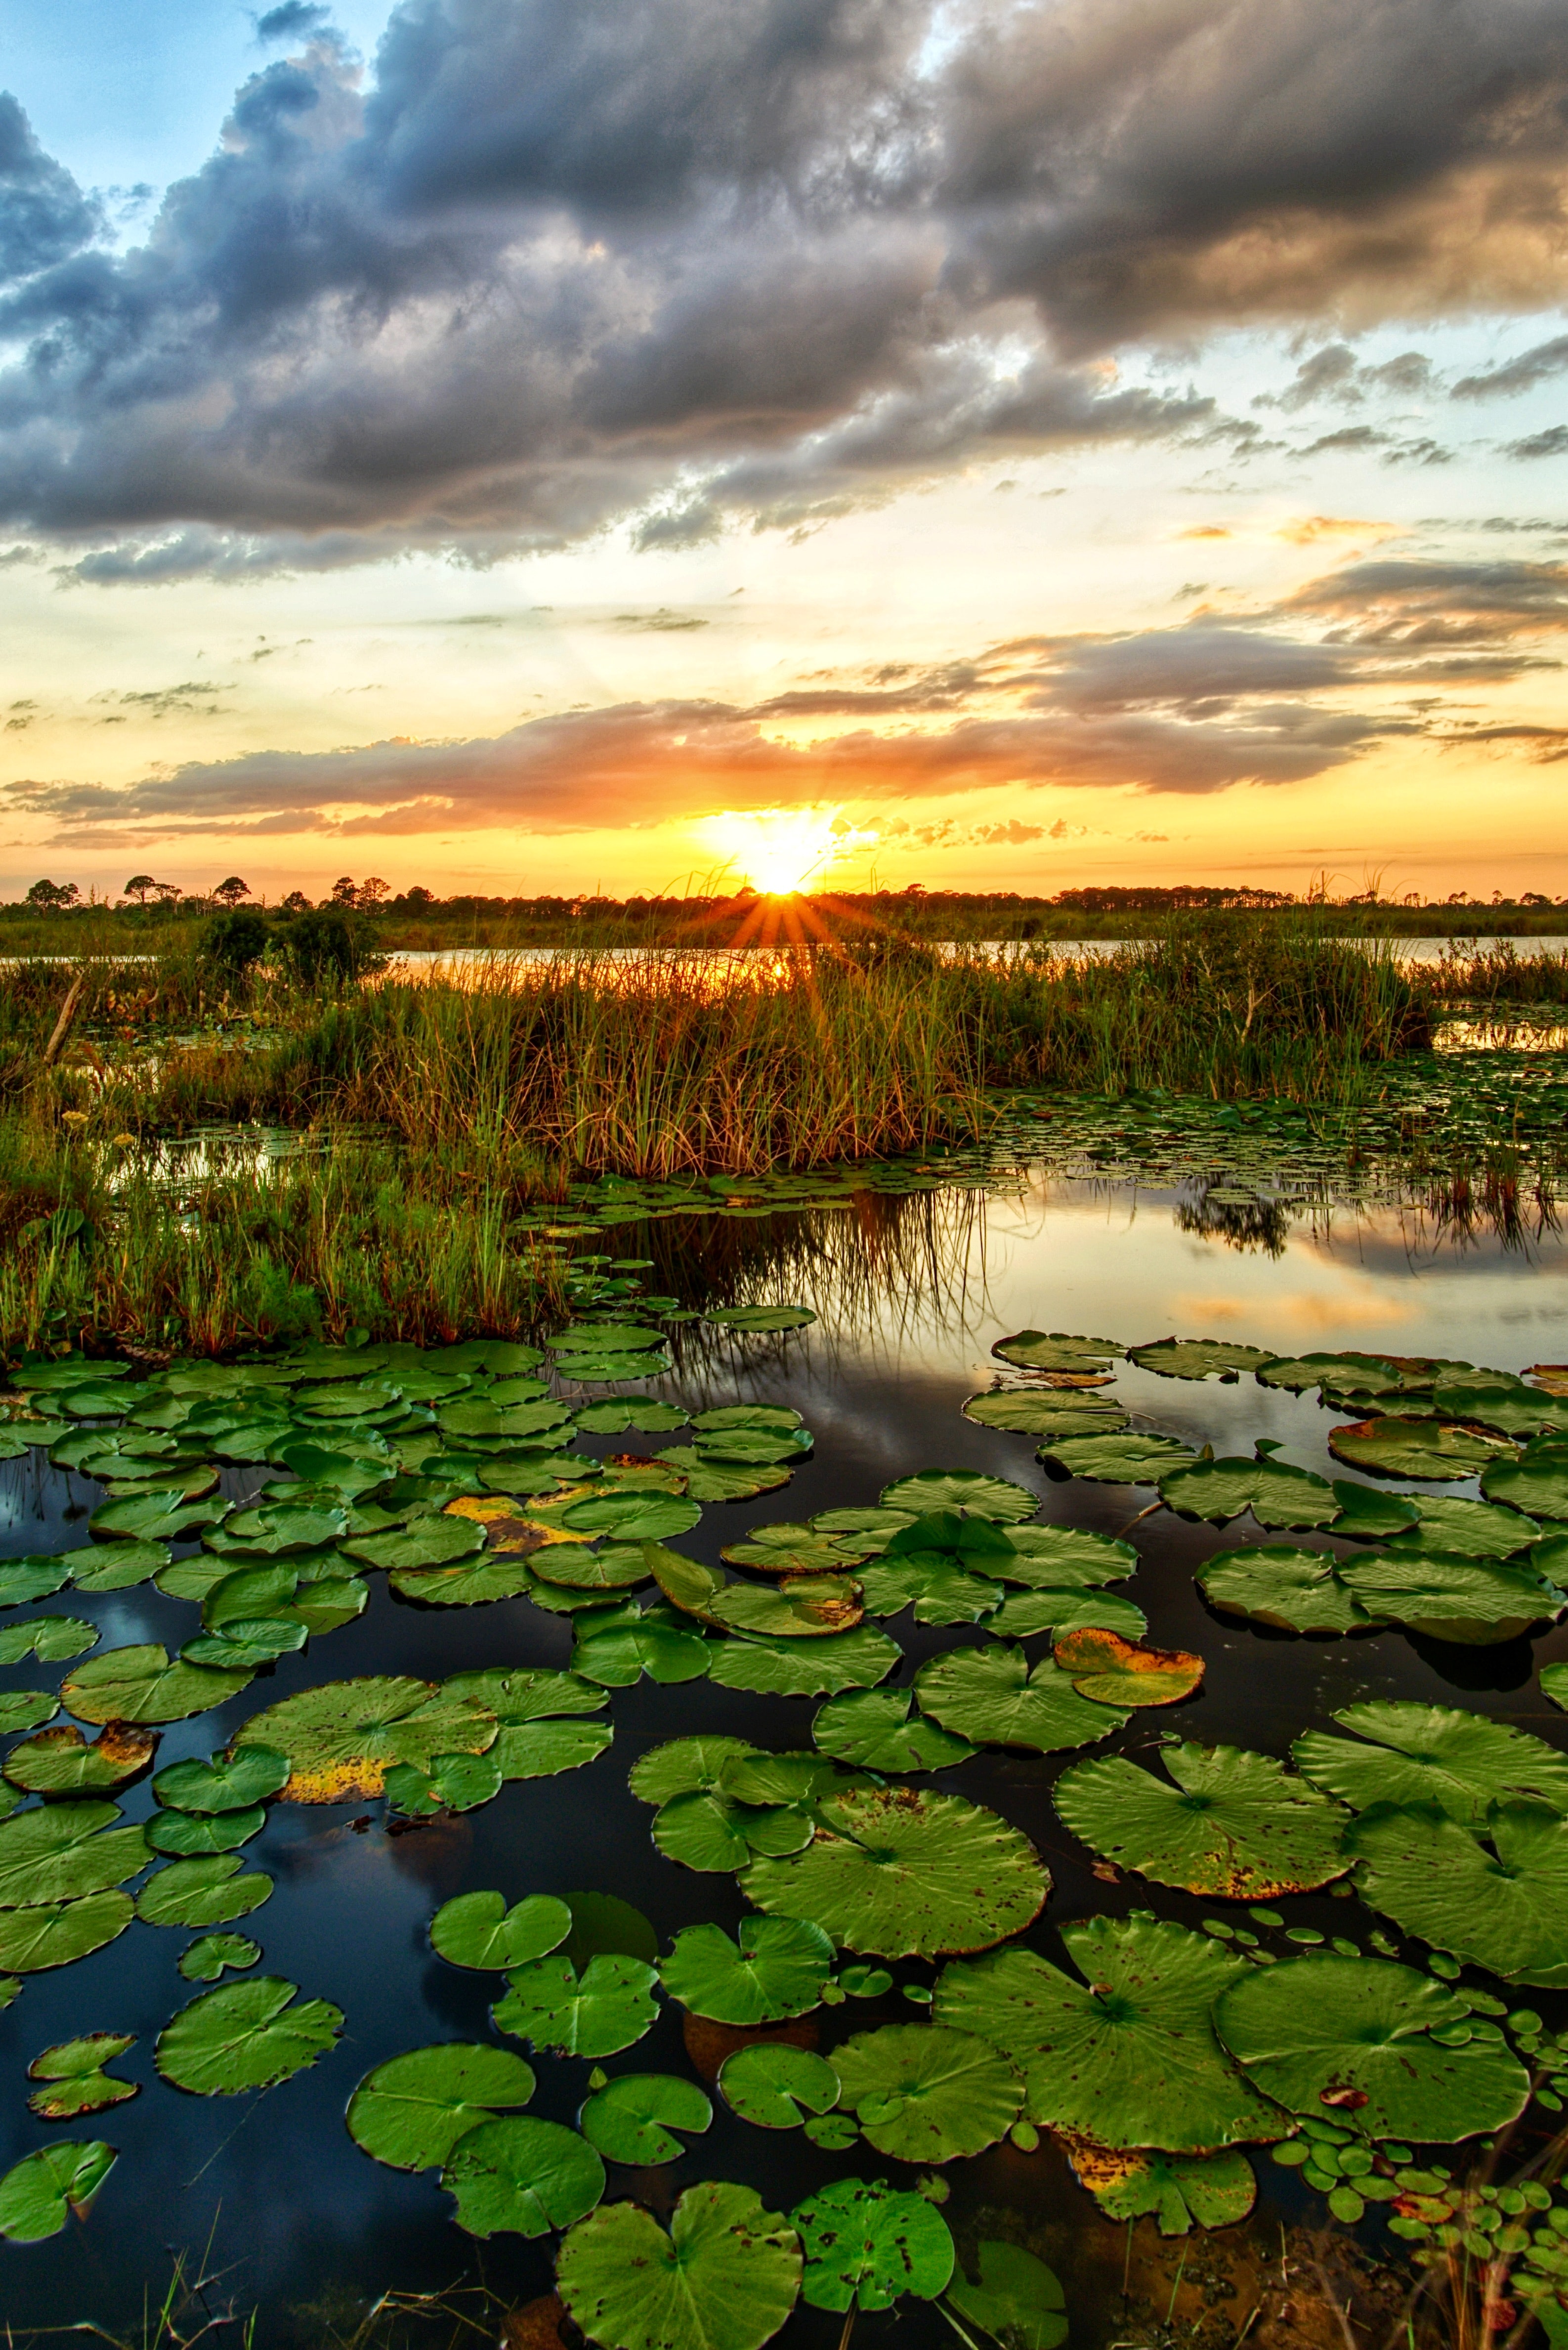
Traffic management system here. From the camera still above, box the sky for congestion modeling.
[0,0,1565,905]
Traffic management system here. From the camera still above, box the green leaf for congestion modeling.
[0,1890,133,1972]
[1214,1955,1532,2141]
[991,1331,1119,1372]
[879,1471,1036,1522]
[945,2241,1068,2350]
[155,1975,342,2094]
[0,1691,58,1734]
[561,1892,658,1970]
[650,1793,763,1873]
[0,1803,148,1908]
[811,1689,976,1773]
[531,1542,655,1592]
[1158,1455,1337,1528]
[708,1625,897,1697]
[933,1915,1285,2151]
[384,1751,504,1815]
[432,1891,572,1970]
[215,1502,348,1554]
[89,1491,228,1542]
[572,1604,712,1687]
[1038,1433,1196,1484]
[990,1588,1147,1641]
[793,2176,954,2311]
[961,1390,1127,1439]
[855,1553,1003,1626]
[741,1785,1048,1959]
[136,1853,271,1928]
[580,2073,712,2164]
[446,1666,608,1723]
[556,2180,802,2350]
[1130,1339,1274,1380]
[492,1719,614,1780]
[834,2024,1022,2163]
[661,1919,835,2024]
[493,1953,660,2058]
[719,2044,840,2129]
[1348,1801,1568,1987]
[1197,1545,1378,1635]
[1066,2145,1255,2238]
[999,1525,1140,1585]
[442,2114,605,2238]
[575,1398,690,1434]
[153,1746,291,1816]
[0,1614,95,1664]
[27,2033,138,2120]
[3,1722,157,1796]
[706,1305,815,1331]
[0,2141,117,2241]
[1483,1441,1568,1521]
[0,1556,72,1606]
[177,1932,260,1982]
[235,1675,497,1801]
[61,1642,251,1725]
[1387,1495,1540,1559]
[1054,1745,1351,1899]
[680,1459,793,1504]
[148,1804,264,1857]
[559,1493,702,1542]
[347,2043,538,2169]
[1328,1484,1420,1540]
[346,1516,486,1572]
[707,1577,862,1639]
[1544,1662,1568,1715]
[1337,1550,1564,1644]
[1293,1701,1568,1823]
[1329,1418,1515,1480]
[628,1736,760,1805]
[914,1643,1128,1752]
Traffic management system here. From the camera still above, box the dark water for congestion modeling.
[1,1170,1565,2345]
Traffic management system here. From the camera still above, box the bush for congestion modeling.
[276,906,385,988]
[200,908,271,982]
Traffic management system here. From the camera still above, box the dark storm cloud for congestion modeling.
[0,0,1561,569]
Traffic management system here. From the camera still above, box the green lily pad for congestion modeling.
[154,1747,291,1819]
[1055,1745,1351,1899]
[833,2023,1022,2163]
[718,2044,840,2129]
[1294,1701,1568,1823]
[559,1494,702,1542]
[989,1587,1148,1641]
[215,1503,348,1554]
[0,1692,59,1734]
[155,1974,341,2094]
[1214,1954,1531,2140]
[961,1392,1128,1438]
[560,1892,659,1971]
[531,1543,654,1592]
[992,1331,1120,1372]
[61,1643,251,1725]
[493,1953,660,2058]
[572,1603,712,1687]
[680,1459,794,1504]
[0,1890,133,1971]
[650,1791,773,1873]
[914,1643,1128,1752]
[645,1548,726,1620]
[574,1399,690,1434]
[811,1690,976,1773]
[1328,1484,1421,1541]
[933,1914,1284,2151]
[855,1553,1004,1625]
[442,2113,605,2240]
[1347,1800,1568,1986]
[136,1854,272,1929]
[999,1525,1139,1585]
[721,1535,865,1577]
[0,1615,96,1664]
[793,2176,954,2310]
[1039,1433,1197,1484]
[706,1305,815,1331]
[1159,1456,1337,1529]
[183,1620,308,1671]
[661,1919,836,2024]
[946,2241,1068,2350]
[147,1805,264,1857]
[709,1626,898,1698]
[27,2033,138,2120]
[89,1491,228,1542]
[384,1751,504,1815]
[3,1722,158,1796]
[707,1577,862,1639]
[347,2043,538,2169]
[628,1736,760,1805]
[1387,1495,1540,1559]
[1066,2145,1255,2238]
[0,1802,148,1907]
[444,1666,609,1778]
[741,1785,1048,1959]
[236,1675,497,1801]
[553,1353,670,1383]
[345,1516,486,1572]
[0,2140,117,2241]
[580,2073,712,2164]
[1196,1546,1379,1635]
[177,1932,260,1982]
[0,1557,72,1606]
[879,1471,1036,1523]
[1544,1664,1568,1714]
[1337,1550,1564,1643]
[1329,1418,1514,1480]
[1130,1339,1273,1380]
[432,1891,573,1971]
[1483,1440,1568,1521]
[557,2180,802,2350]
[390,1555,544,1606]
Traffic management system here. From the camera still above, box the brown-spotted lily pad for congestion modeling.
[1053,1628,1203,1709]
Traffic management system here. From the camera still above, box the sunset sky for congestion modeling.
[0,0,1566,903]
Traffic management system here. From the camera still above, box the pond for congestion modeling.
[1,1147,1567,2350]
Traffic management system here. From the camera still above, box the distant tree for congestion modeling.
[151,881,181,904]
[329,876,359,905]
[25,879,79,909]
[399,885,435,910]
[124,874,156,906]
[280,890,312,914]
[277,904,384,988]
[200,907,270,982]
[357,875,389,907]
[212,876,251,908]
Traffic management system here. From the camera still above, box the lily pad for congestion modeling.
[1054,1745,1351,1898]
[1347,1800,1568,1987]
[574,1399,690,1434]
[1293,1702,1568,1823]
[1328,1484,1421,1541]
[661,1919,836,2024]
[1130,1339,1273,1380]
[236,1676,498,1801]
[346,1516,486,1572]
[989,1588,1148,1641]
[718,2044,840,2129]
[432,1891,572,1971]
[708,1626,897,1697]
[572,1603,712,1687]
[1054,1626,1203,1707]
[0,1692,59,1734]
[1064,2143,1255,2237]
[1197,1546,1378,1636]
[216,1502,348,1554]
[0,1803,148,1907]
[833,2023,1022,2163]
[879,1471,1036,1523]
[445,1667,610,1779]
[1158,1456,1337,1529]
[1328,1418,1514,1480]
[384,1751,504,1815]
[1483,1440,1568,1521]
[580,2073,712,2164]
[559,1494,702,1542]
[556,2180,802,2350]
[0,1557,72,1606]
[992,1331,1119,1372]
[27,2033,138,2120]
[4,1723,158,1796]
[153,1746,290,1816]
[962,1392,1127,1438]
[531,1543,654,1592]
[681,1460,793,1504]
[442,2114,606,2240]
[1337,1549,1564,1643]
[1385,1495,1539,1559]
[1039,1433,1196,1484]
[177,1933,260,1982]
[0,1889,133,1972]
[89,1491,227,1542]
[811,1690,976,1774]
[740,1785,1048,1959]
[0,1615,96,1664]
[706,1305,815,1331]
[933,1915,1284,2151]
[136,1854,272,1928]
[347,2043,538,2169]
[147,1805,264,1857]
[62,1643,251,1724]
[855,1553,1004,1626]
[708,1578,863,1639]
[793,2176,954,2310]
[1214,1954,1531,2140]
[629,1737,761,1807]
[998,1524,1140,1586]
[493,1953,660,2058]
[155,1975,341,2094]
[0,2140,117,2241]
[914,1644,1128,1752]
[946,2242,1068,2350]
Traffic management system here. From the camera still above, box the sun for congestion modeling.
[706,808,849,896]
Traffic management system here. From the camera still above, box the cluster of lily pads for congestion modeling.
[2,1298,1568,2345]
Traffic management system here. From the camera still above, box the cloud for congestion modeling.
[1506,425,1568,461]
[0,0,1560,571]
[1258,343,1435,411]
[1452,333,1568,401]
[1277,555,1568,646]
